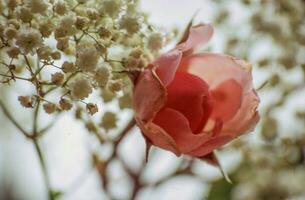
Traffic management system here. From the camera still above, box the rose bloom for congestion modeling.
[134,25,259,158]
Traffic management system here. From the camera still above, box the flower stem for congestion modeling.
[32,139,55,200]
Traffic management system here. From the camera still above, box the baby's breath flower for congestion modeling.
[18,96,33,108]
[16,26,42,54]
[75,16,88,30]
[107,79,123,92]
[70,77,92,100]
[4,26,17,40]
[26,0,49,14]
[8,0,20,10]
[119,15,140,34]
[130,47,143,58]
[101,0,121,18]
[51,72,64,85]
[86,103,98,115]
[100,111,117,130]
[7,19,20,29]
[124,57,140,68]
[43,103,56,114]
[51,51,61,60]
[62,61,75,73]
[56,37,69,51]
[39,20,54,38]
[76,45,99,72]
[85,121,97,133]
[59,98,73,110]
[37,46,52,60]
[15,6,33,23]
[94,64,111,87]
[86,8,99,20]
[54,0,68,15]
[98,27,111,38]
[55,14,76,38]
[75,107,82,119]
[147,33,163,52]
[101,89,116,103]
[6,47,20,58]
[119,93,132,109]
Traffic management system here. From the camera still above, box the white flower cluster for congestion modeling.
[0,0,165,132]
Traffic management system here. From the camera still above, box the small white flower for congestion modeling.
[94,63,112,87]
[100,111,117,130]
[70,77,92,100]
[16,26,42,54]
[147,33,163,52]
[119,15,140,34]
[54,0,68,15]
[101,0,121,18]
[26,0,49,14]
[15,6,33,23]
[76,45,99,72]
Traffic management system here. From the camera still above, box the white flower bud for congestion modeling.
[51,72,64,85]
[59,98,73,110]
[43,103,56,114]
[61,61,75,73]
[100,111,117,130]
[18,96,33,108]
[86,103,98,115]
[107,79,123,92]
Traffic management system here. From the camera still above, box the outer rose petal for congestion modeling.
[136,119,180,156]
[154,25,213,87]
[153,108,211,153]
[222,89,260,136]
[210,79,243,122]
[176,24,214,53]
[154,50,183,86]
[133,68,166,122]
[187,135,233,157]
[179,53,253,92]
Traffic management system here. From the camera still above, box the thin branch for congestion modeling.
[0,100,31,138]
[31,101,55,200]
[32,139,55,200]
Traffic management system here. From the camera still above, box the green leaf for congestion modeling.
[206,179,234,200]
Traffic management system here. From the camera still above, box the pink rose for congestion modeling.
[133,24,259,158]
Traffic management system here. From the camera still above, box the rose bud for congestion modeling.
[133,24,260,158]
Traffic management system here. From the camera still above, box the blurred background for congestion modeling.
[1,0,305,200]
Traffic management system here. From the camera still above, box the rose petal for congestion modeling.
[222,89,260,136]
[176,24,214,53]
[133,69,166,122]
[166,71,211,133]
[187,135,233,157]
[179,53,253,92]
[210,79,243,122]
[153,108,210,153]
[153,25,213,87]
[136,119,180,156]
[154,50,183,86]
